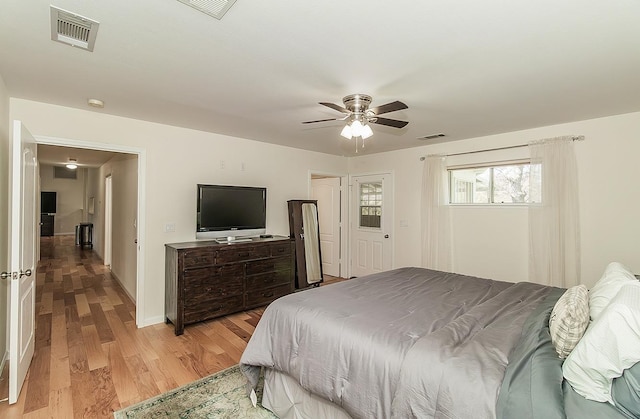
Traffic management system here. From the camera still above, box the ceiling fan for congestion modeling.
[302,94,409,142]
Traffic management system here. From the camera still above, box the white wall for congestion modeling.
[95,155,138,300]
[0,74,10,366]
[39,164,86,235]
[10,98,348,326]
[11,97,637,327]
[348,112,640,288]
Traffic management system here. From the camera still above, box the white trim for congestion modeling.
[140,315,165,327]
[34,135,147,328]
[308,170,349,279]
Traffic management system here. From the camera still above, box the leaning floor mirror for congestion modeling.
[287,200,323,288]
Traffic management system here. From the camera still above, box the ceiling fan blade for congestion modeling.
[303,117,350,124]
[371,117,409,129]
[319,102,350,114]
[369,100,408,115]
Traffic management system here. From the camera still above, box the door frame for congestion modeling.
[348,171,395,278]
[33,135,147,327]
[104,175,113,267]
[308,171,348,278]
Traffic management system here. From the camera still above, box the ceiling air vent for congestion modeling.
[176,0,238,20]
[50,6,100,52]
[418,133,446,140]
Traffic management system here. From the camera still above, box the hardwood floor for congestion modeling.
[0,235,341,418]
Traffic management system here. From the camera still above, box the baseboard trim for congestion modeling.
[109,270,136,304]
[140,316,166,327]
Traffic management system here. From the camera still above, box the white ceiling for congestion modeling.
[1,1,639,157]
[37,144,126,168]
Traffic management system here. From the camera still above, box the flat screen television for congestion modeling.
[196,184,267,241]
[41,191,57,214]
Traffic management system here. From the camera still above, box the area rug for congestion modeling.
[113,364,277,418]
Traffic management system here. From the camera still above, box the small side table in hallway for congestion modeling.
[76,222,93,248]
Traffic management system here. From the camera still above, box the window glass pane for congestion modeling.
[493,164,530,203]
[359,182,382,228]
[450,168,490,204]
[449,163,541,204]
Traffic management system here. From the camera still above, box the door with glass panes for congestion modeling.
[350,173,393,277]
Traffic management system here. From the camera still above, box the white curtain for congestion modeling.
[421,155,452,271]
[529,136,581,287]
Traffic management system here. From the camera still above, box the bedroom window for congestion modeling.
[449,162,541,204]
[359,182,382,228]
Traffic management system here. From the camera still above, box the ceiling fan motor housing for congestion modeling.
[343,94,372,114]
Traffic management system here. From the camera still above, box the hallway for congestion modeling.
[0,235,262,418]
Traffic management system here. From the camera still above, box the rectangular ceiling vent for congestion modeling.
[418,133,446,140]
[177,0,238,20]
[54,166,78,180]
[50,6,100,52]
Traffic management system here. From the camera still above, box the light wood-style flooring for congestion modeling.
[0,235,341,418]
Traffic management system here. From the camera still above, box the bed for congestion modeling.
[239,267,636,419]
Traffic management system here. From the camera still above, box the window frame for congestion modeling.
[447,160,540,206]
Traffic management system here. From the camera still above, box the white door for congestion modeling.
[8,121,38,404]
[350,173,393,277]
[311,177,341,277]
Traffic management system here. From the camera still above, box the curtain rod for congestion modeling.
[419,135,585,161]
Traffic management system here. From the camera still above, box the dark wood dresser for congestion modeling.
[165,236,295,335]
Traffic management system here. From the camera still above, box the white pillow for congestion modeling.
[589,262,637,321]
[563,282,640,403]
[549,285,590,358]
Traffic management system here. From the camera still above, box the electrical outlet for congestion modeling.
[220,160,225,169]
[164,223,175,233]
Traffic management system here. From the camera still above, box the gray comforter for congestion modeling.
[240,267,555,419]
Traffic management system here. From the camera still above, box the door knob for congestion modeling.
[20,269,32,278]
[1,271,11,279]
[384,234,389,238]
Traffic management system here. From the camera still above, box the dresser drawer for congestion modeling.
[184,295,244,324]
[246,256,291,275]
[245,283,292,308]
[183,264,244,286]
[217,245,269,264]
[181,248,215,268]
[184,275,243,299]
[270,241,292,257]
[245,270,291,290]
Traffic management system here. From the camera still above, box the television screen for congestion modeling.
[41,191,57,214]
[197,184,266,239]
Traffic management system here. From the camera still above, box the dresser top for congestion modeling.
[165,235,291,250]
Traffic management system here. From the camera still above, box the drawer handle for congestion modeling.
[263,291,274,298]
[277,248,284,253]
[264,278,275,284]
[213,305,224,312]
[238,252,249,257]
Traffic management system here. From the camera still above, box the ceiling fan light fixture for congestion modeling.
[361,124,373,139]
[350,120,363,137]
[340,124,352,139]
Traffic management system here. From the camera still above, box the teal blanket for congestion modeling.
[496,288,630,419]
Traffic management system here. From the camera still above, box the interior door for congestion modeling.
[311,177,341,277]
[8,121,38,404]
[350,173,393,277]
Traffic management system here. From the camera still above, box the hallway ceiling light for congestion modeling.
[88,98,104,108]
[66,158,78,170]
